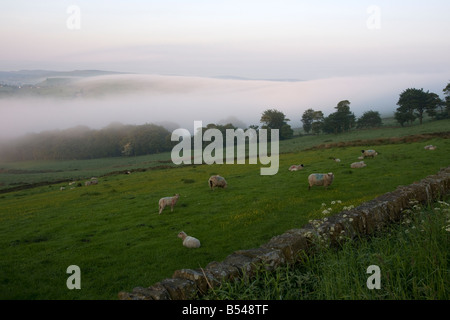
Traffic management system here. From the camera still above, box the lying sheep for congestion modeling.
[178,231,201,248]
[351,161,367,168]
[361,150,378,158]
[289,164,304,171]
[424,145,437,150]
[308,173,334,190]
[208,175,227,190]
[158,194,180,214]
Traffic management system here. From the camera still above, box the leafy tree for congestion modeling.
[311,110,324,135]
[396,88,439,125]
[442,82,450,118]
[322,100,355,134]
[260,108,293,140]
[357,110,383,129]
[301,108,315,134]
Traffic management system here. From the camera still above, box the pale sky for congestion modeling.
[2,0,449,79]
[0,1,449,138]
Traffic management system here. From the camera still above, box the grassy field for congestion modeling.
[0,119,449,299]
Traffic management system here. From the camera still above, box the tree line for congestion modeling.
[0,123,174,161]
[297,82,450,135]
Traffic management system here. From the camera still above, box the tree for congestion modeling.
[311,110,324,135]
[260,108,293,140]
[396,88,439,125]
[357,110,383,129]
[442,82,450,118]
[322,100,355,134]
[301,109,315,134]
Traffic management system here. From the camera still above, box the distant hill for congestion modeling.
[0,70,127,86]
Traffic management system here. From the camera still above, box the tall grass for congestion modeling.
[203,200,449,300]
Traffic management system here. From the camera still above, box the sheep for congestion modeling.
[158,194,180,214]
[357,156,364,160]
[351,161,367,168]
[361,150,378,158]
[333,158,341,162]
[208,175,227,190]
[178,231,201,248]
[289,164,304,171]
[308,173,334,190]
[424,145,437,150]
[84,179,98,186]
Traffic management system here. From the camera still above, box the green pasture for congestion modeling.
[0,119,449,299]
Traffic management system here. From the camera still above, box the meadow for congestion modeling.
[0,119,449,299]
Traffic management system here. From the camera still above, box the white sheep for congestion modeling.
[85,179,98,186]
[351,161,367,168]
[208,175,227,190]
[361,149,378,158]
[332,158,341,162]
[289,164,304,171]
[308,173,334,190]
[424,145,437,150]
[178,231,201,248]
[158,194,180,214]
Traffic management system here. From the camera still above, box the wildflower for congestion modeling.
[321,203,326,207]
[322,210,329,215]
[331,201,336,205]
[337,200,342,204]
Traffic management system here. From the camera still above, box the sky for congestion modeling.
[0,0,449,138]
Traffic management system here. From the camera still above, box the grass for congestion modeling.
[0,119,449,299]
[203,199,449,300]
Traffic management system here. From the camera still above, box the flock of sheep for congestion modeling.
[289,149,380,191]
[156,145,438,249]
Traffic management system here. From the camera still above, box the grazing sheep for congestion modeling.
[308,173,334,190]
[357,156,364,160]
[424,145,437,150]
[289,164,304,171]
[208,175,227,190]
[333,158,341,162]
[178,231,201,248]
[158,194,180,214]
[85,179,98,186]
[351,161,367,168]
[361,150,378,158]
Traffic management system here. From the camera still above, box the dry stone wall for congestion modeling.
[118,166,450,300]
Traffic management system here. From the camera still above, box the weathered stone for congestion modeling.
[172,268,218,294]
[262,228,309,263]
[158,278,198,300]
[118,283,171,300]
[204,260,241,283]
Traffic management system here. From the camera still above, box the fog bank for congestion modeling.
[0,72,447,139]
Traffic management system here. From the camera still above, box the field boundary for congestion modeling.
[118,166,450,300]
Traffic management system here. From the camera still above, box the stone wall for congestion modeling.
[118,166,450,300]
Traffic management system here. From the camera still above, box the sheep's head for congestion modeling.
[178,231,187,239]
